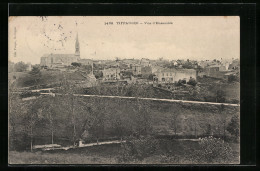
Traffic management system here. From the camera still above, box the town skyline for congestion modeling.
[9,16,239,64]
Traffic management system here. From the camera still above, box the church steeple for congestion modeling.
[75,32,80,59]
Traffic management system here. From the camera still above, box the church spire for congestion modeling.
[75,32,80,59]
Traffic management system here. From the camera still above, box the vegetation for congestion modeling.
[14,61,29,72]
[226,115,239,140]
[216,90,226,103]
[29,66,42,85]
[71,62,82,67]
[148,74,155,81]
[228,75,239,83]
[187,77,197,86]
[8,66,240,164]
[9,137,239,164]
[189,136,234,164]
[118,136,159,163]
[9,87,239,150]
[177,79,186,86]
[94,70,103,79]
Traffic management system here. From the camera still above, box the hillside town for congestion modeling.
[8,16,240,164]
[8,33,240,104]
[37,33,239,85]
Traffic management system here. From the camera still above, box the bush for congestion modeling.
[177,79,186,86]
[117,136,159,163]
[148,74,155,81]
[189,136,234,163]
[216,90,226,103]
[227,115,239,139]
[228,75,239,83]
[71,62,81,67]
[14,62,29,72]
[94,70,103,79]
[205,124,212,136]
[187,77,197,86]
[20,91,41,98]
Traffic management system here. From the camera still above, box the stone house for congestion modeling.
[102,68,121,80]
[154,68,197,83]
[132,65,142,75]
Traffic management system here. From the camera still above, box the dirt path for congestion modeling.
[40,92,240,107]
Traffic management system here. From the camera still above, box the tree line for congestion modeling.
[9,77,239,151]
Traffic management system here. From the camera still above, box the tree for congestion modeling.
[8,81,28,150]
[71,62,81,67]
[170,106,180,136]
[219,104,227,141]
[227,115,239,138]
[176,79,186,86]
[192,117,198,138]
[216,90,226,103]
[187,77,197,86]
[58,75,82,145]
[81,65,92,73]
[29,66,41,85]
[228,75,239,83]
[94,70,103,79]
[131,99,152,136]
[41,96,57,146]
[205,124,212,136]
[14,61,28,72]
[121,71,133,77]
[182,61,193,69]
[148,74,155,81]
[25,97,43,152]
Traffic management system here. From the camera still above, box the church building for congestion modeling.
[40,33,81,68]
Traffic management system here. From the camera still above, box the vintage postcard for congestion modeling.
[8,16,240,164]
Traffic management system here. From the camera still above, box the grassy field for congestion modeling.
[9,72,240,164]
[197,76,240,102]
[10,95,239,148]
[10,70,87,88]
[9,139,239,164]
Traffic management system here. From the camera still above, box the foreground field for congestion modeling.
[9,139,239,164]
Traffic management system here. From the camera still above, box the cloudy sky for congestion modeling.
[9,16,239,64]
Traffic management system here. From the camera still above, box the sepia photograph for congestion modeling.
[8,16,240,164]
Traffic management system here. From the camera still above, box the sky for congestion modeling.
[9,16,240,64]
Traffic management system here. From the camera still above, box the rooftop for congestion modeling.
[155,68,196,73]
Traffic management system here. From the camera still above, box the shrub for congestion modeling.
[187,77,197,86]
[117,136,159,163]
[228,75,239,83]
[205,124,212,136]
[216,90,226,103]
[20,91,41,98]
[71,62,81,67]
[159,153,180,164]
[227,115,239,140]
[176,79,186,86]
[189,136,234,164]
[14,62,29,72]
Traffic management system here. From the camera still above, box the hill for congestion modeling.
[10,70,88,88]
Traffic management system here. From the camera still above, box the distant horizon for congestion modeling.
[9,16,240,64]
[9,56,240,65]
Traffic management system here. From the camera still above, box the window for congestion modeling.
[162,78,165,82]
[170,78,173,81]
